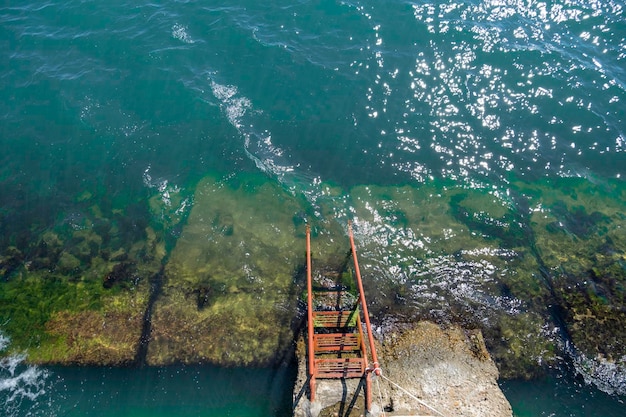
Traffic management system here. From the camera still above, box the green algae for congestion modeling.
[1,168,623,387]
[0,271,106,353]
[147,173,311,366]
[0,189,166,364]
[33,288,149,365]
[518,177,626,378]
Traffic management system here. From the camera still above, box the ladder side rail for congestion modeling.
[306,225,316,401]
[348,222,381,376]
[356,307,369,366]
[356,304,373,412]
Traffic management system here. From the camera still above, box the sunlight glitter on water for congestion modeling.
[1,1,626,415]
[353,0,626,181]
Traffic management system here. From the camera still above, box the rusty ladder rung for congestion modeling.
[312,290,347,297]
[315,357,366,378]
[312,310,358,328]
[314,332,361,352]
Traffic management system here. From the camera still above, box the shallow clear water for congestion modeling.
[2,0,626,415]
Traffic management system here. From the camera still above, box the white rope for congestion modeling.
[375,376,387,417]
[380,374,448,417]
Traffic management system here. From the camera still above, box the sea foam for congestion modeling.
[1,332,53,417]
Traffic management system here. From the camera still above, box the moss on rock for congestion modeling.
[520,177,626,389]
[318,181,557,378]
[147,173,310,366]
[0,190,165,365]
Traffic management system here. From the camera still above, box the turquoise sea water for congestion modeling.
[1,0,626,415]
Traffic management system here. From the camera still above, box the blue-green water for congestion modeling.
[1,348,294,417]
[501,376,625,417]
[1,0,626,415]
[2,355,624,417]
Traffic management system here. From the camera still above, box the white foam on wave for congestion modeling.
[172,23,194,44]
[142,166,192,222]
[208,78,325,203]
[1,332,53,417]
[573,351,626,396]
[209,81,252,130]
[143,166,181,207]
[0,333,9,351]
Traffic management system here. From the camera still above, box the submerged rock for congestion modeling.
[43,299,146,366]
[56,252,81,275]
[307,177,626,394]
[0,247,23,279]
[1,168,623,399]
[323,182,558,379]
[521,177,626,394]
[147,173,310,366]
[102,261,136,289]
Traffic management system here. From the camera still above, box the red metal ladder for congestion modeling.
[305,223,381,412]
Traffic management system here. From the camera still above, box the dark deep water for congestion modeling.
[1,352,295,417]
[1,0,625,415]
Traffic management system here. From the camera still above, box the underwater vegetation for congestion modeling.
[521,179,626,394]
[0,185,172,365]
[0,173,624,394]
[146,174,308,366]
[335,177,626,393]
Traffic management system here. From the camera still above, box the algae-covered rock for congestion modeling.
[29,231,64,271]
[102,261,136,289]
[0,246,23,279]
[69,229,103,262]
[42,231,64,249]
[0,197,164,365]
[38,291,148,365]
[0,233,158,365]
[324,182,557,378]
[32,222,165,365]
[147,173,310,366]
[484,311,557,379]
[521,177,626,394]
[57,252,81,275]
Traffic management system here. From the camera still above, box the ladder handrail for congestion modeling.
[348,221,381,376]
[305,225,316,401]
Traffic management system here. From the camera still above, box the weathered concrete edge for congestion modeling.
[293,321,513,417]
